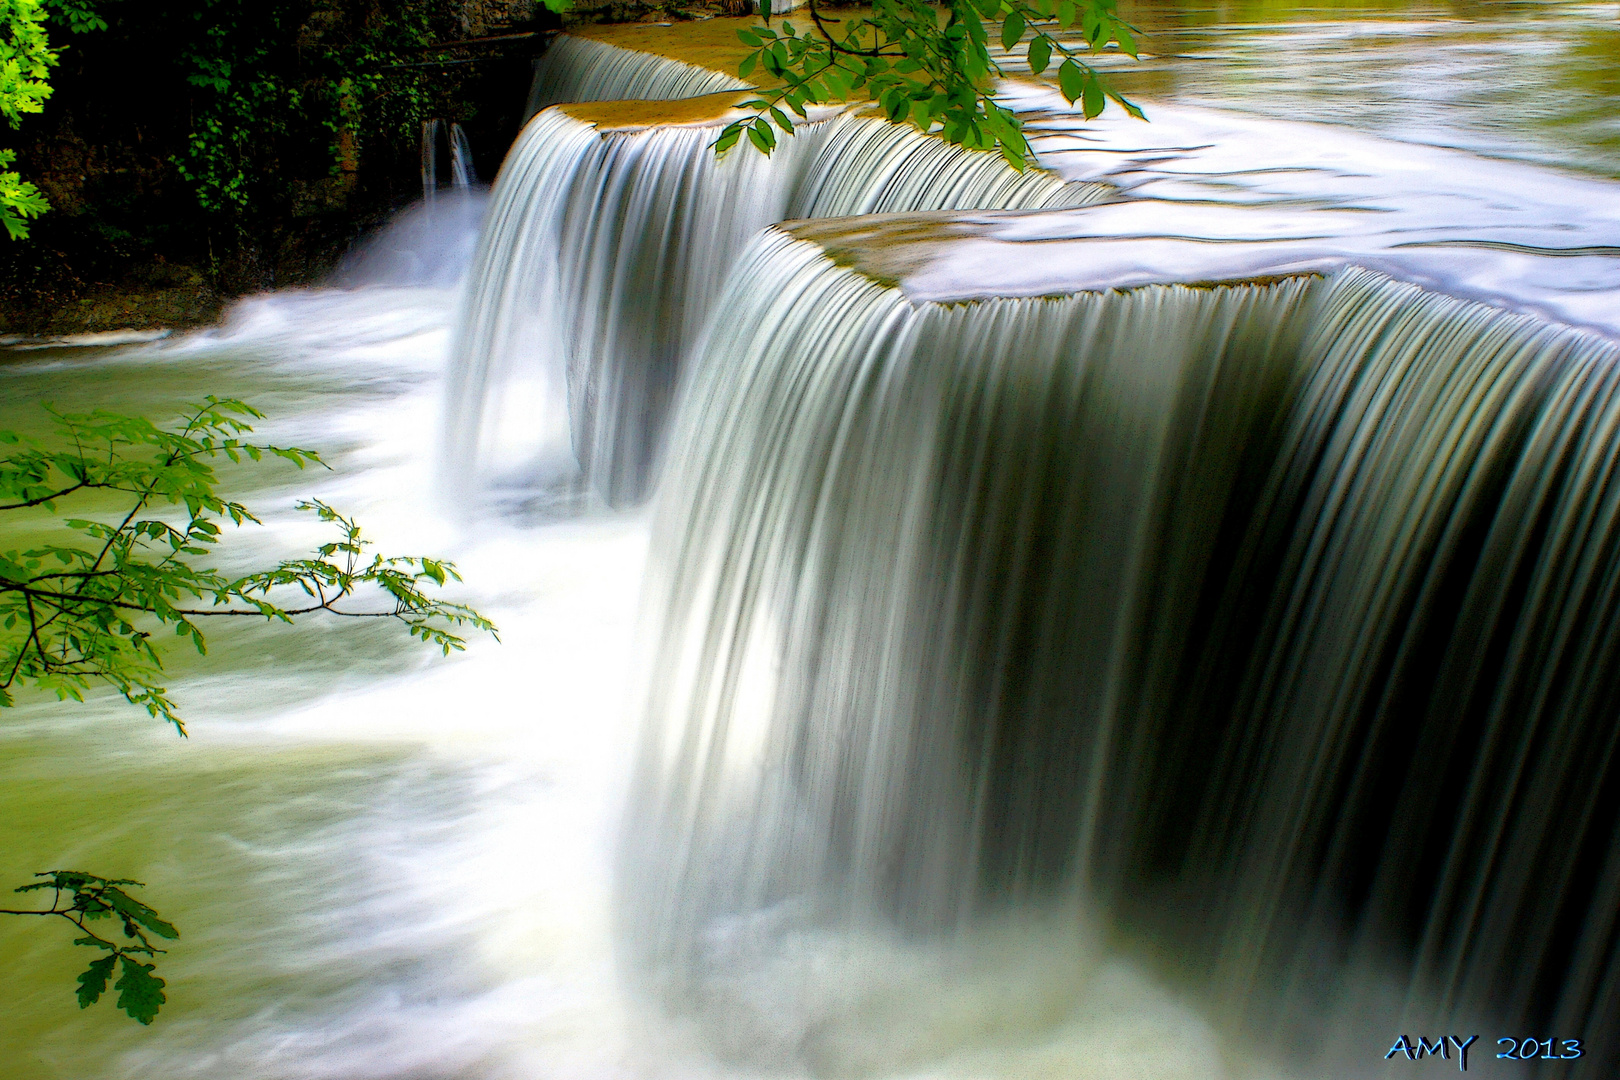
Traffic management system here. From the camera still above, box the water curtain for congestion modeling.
[422,118,442,204]
[621,229,1620,1075]
[444,108,1107,508]
[422,119,478,205]
[449,122,476,189]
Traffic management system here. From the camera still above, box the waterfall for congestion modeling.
[620,228,1620,1074]
[421,118,443,204]
[445,106,1108,509]
[422,119,476,204]
[524,35,750,122]
[449,122,476,189]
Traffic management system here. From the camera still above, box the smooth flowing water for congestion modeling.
[6,1,1620,1077]
[445,105,1104,508]
[1063,0,1620,181]
[627,233,1620,1077]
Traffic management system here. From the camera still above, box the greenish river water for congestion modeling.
[1,292,649,1079]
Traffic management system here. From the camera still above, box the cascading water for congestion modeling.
[524,35,749,122]
[622,227,1620,1076]
[423,119,477,203]
[450,122,477,189]
[444,103,1108,509]
[422,118,443,204]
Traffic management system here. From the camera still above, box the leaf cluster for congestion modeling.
[0,145,47,238]
[0,0,55,130]
[4,871,176,1023]
[715,0,1143,169]
[0,397,497,733]
[1,0,104,237]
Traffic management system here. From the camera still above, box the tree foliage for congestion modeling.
[174,0,442,220]
[168,0,563,224]
[3,0,575,250]
[0,0,103,238]
[0,872,177,1024]
[716,0,1144,168]
[0,397,496,732]
[0,398,497,1023]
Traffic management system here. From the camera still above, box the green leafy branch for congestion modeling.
[2,0,62,238]
[1,0,104,238]
[0,397,496,1024]
[0,397,497,734]
[224,498,496,657]
[715,0,1144,169]
[0,871,176,1024]
[0,146,49,238]
[0,0,56,130]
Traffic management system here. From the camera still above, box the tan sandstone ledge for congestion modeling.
[559,91,758,130]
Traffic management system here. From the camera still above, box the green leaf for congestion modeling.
[114,957,166,1025]
[1001,11,1025,51]
[1059,58,1084,104]
[1088,12,1111,49]
[76,956,116,1009]
[739,51,758,78]
[737,28,762,46]
[770,106,793,133]
[1028,34,1051,75]
[1082,75,1105,118]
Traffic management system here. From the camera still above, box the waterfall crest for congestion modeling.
[525,35,749,122]
[445,106,1108,509]
[621,230,1620,1073]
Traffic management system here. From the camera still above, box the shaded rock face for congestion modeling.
[458,0,538,35]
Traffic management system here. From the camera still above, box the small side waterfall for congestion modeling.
[422,119,442,204]
[524,35,750,122]
[620,228,1620,1075]
[444,106,1108,508]
[449,122,476,189]
[422,119,476,204]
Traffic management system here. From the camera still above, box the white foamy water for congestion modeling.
[870,84,1620,341]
